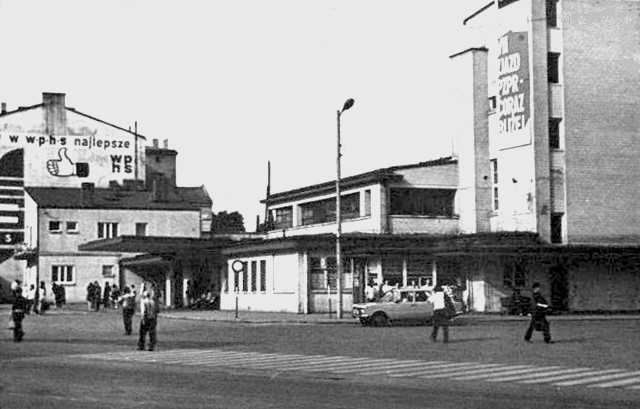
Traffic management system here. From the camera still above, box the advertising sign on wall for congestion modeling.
[0,132,139,188]
[497,31,531,149]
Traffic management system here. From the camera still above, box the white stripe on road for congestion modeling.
[452,366,559,381]
[519,369,626,384]
[555,371,640,387]
[418,365,528,380]
[358,361,447,376]
[70,349,640,391]
[481,367,590,382]
[388,362,480,378]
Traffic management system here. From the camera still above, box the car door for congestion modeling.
[411,290,434,320]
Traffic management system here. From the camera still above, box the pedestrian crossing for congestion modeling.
[72,349,640,391]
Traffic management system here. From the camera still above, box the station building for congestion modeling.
[0,92,214,304]
[219,0,640,314]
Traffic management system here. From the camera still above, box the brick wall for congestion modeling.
[562,0,640,244]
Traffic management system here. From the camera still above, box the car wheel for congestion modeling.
[371,312,390,327]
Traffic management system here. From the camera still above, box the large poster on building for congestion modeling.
[0,131,139,188]
[497,31,531,149]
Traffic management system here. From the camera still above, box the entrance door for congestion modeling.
[549,265,569,311]
[351,258,367,304]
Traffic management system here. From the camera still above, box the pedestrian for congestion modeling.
[103,281,111,309]
[37,281,48,314]
[117,286,136,335]
[86,281,95,311]
[524,282,553,344]
[25,284,36,314]
[93,281,102,311]
[11,286,27,342]
[138,290,159,351]
[10,279,22,299]
[428,284,456,343]
[110,284,120,309]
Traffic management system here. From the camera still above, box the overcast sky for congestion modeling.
[0,0,488,231]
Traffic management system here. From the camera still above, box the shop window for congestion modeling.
[242,261,248,292]
[251,260,257,292]
[52,265,74,284]
[260,260,267,292]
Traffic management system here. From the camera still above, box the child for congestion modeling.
[11,286,27,342]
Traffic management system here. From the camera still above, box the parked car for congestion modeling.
[351,287,464,326]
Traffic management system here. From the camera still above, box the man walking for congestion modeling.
[524,282,553,343]
[11,287,27,342]
[117,287,136,335]
[429,284,455,343]
[138,291,159,351]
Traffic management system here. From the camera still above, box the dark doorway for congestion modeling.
[549,264,569,311]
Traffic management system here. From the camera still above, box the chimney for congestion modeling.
[1,103,6,115]
[163,139,168,149]
[81,182,95,206]
[43,92,67,135]
[153,139,159,148]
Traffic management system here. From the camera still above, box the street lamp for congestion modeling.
[336,98,354,319]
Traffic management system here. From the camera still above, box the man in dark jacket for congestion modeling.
[524,282,553,343]
[11,286,27,342]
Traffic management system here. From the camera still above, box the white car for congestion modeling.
[352,288,435,326]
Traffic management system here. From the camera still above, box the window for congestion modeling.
[52,265,74,284]
[274,207,293,229]
[546,0,558,28]
[242,261,248,292]
[488,96,497,112]
[491,159,499,211]
[551,213,563,243]
[49,221,62,233]
[65,221,78,233]
[102,265,115,278]
[309,257,329,290]
[250,260,257,292]
[299,193,360,226]
[549,118,561,150]
[363,190,371,217]
[548,52,560,84]
[308,256,351,290]
[260,260,267,292]
[135,222,147,236]
[97,222,118,239]
[389,188,455,217]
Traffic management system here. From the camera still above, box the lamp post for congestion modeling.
[336,98,354,319]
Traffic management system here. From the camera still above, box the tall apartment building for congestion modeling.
[452,0,640,244]
[447,0,640,311]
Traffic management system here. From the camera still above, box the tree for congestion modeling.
[211,211,246,234]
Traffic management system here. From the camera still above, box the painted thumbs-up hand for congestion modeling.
[47,148,90,177]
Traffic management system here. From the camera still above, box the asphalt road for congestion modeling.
[1,307,639,408]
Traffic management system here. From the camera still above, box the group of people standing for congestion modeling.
[86,281,122,311]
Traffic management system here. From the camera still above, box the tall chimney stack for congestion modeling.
[43,92,67,135]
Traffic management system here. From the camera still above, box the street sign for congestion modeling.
[231,260,244,273]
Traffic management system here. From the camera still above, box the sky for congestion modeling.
[0,0,488,231]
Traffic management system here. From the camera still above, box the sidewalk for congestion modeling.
[3,303,639,325]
